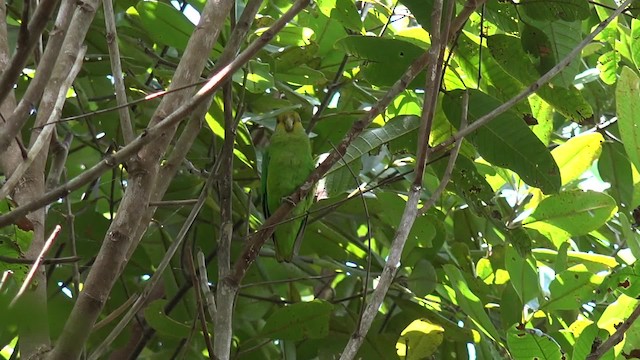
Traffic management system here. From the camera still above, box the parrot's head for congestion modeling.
[276,112,303,133]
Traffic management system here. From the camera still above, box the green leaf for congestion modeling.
[532,248,618,273]
[487,34,593,123]
[442,265,502,342]
[233,60,274,93]
[394,297,475,342]
[406,260,437,298]
[396,319,444,359]
[524,18,582,88]
[316,0,362,32]
[524,190,617,246]
[551,132,603,186]
[598,50,621,85]
[261,300,333,341]
[335,36,425,86]
[506,324,563,360]
[397,0,434,31]
[276,65,327,86]
[540,264,605,311]
[572,323,614,360]
[376,192,436,251]
[631,19,640,69]
[616,66,640,172]
[443,90,561,194]
[598,142,633,208]
[620,213,640,260]
[136,1,194,51]
[336,35,425,63]
[505,245,540,304]
[144,300,191,338]
[604,263,640,298]
[328,115,420,174]
[255,25,315,46]
[520,0,590,22]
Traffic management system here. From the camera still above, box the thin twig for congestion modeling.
[186,246,214,358]
[338,0,449,356]
[88,171,214,360]
[0,255,80,265]
[102,0,135,144]
[92,295,139,331]
[432,0,633,154]
[0,46,87,200]
[148,199,200,206]
[0,0,310,229]
[197,251,217,320]
[586,301,640,360]
[10,225,61,307]
[0,0,61,107]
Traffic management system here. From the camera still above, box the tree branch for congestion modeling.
[431,0,633,154]
[339,0,452,356]
[102,0,134,144]
[226,0,483,289]
[0,46,86,200]
[0,0,61,107]
[586,300,640,360]
[0,0,307,230]
[0,0,74,154]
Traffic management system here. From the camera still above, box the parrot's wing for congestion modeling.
[261,149,271,220]
[291,179,316,258]
[292,209,308,258]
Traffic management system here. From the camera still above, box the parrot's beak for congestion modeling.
[284,115,295,132]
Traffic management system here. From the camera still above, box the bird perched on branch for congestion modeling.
[262,111,315,262]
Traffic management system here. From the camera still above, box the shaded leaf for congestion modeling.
[261,300,333,341]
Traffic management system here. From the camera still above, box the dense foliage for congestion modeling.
[1,0,640,359]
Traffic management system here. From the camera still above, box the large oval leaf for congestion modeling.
[616,66,640,172]
[524,190,617,246]
[261,300,333,341]
[539,264,605,311]
[443,89,561,194]
[136,1,194,51]
[487,34,593,123]
[598,142,633,208]
[551,132,603,185]
[328,115,420,174]
[507,324,563,360]
[335,36,425,86]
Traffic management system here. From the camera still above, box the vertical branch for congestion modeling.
[125,0,263,261]
[213,78,237,360]
[0,46,87,200]
[102,0,134,144]
[338,0,450,357]
[185,245,215,358]
[0,0,21,174]
[47,1,236,359]
[0,0,74,154]
[0,0,61,107]
[0,0,310,231]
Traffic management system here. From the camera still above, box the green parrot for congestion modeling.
[262,111,315,262]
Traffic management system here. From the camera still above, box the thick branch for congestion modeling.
[0,0,61,107]
[0,0,74,154]
[586,301,640,360]
[339,0,451,357]
[0,0,307,230]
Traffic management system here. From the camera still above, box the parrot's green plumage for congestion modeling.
[262,111,315,262]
